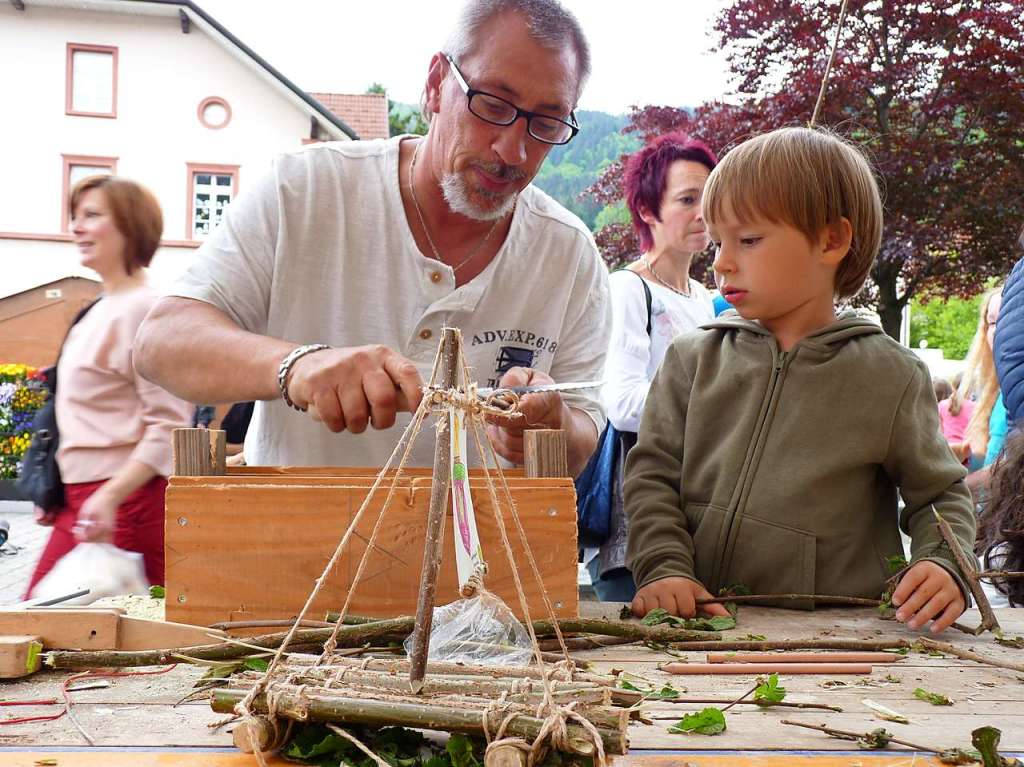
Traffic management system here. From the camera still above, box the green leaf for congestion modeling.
[742,634,767,641]
[858,728,892,749]
[886,554,909,574]
[753,674,787,706]
[243,658,269,673]
[939,749,983,765]
[995,635,1024,649]
[446,733,482,767]
[149,585,166,598]
[196,662,242,684]
[685,615,736,631]
[914,687,953,706]
[641,608,670,626]
[284,724,350,761]
[971,726,1022,767]
[616,679,644,692]
[618,605,633,620]
[667,707,727,736]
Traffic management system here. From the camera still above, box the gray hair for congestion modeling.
[423,0,591,123]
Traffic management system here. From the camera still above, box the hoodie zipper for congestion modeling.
[711,347,791,590]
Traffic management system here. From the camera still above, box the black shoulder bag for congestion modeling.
[16,299,100,510]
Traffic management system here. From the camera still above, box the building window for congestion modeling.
[187,164,238,240]
[197,96,232,130]
[62,154,117,231]
[66,43,118,117]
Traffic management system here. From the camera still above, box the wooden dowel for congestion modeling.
[706,652,900,664]
[662,662,873,675]
[524,429,568,478]
[409,328,459,694]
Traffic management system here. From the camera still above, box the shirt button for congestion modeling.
[419,329,433,340]
[430,271,442,283]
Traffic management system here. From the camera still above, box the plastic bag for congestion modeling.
[404,590,533,667]
[30,543,148,605]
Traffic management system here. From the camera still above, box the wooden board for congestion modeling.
[165,473,578,626]
[0,610,121,650]
[1,606,1022,760]
[0,634,42,678]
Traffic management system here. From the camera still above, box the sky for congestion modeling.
[195,0,733,115]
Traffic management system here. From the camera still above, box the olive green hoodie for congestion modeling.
[625,313,976,605]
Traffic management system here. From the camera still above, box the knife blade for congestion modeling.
[476,380,604,397]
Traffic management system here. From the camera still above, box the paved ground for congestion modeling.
[0,500,46,604]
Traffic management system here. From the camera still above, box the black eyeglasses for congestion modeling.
[444,54,579,146]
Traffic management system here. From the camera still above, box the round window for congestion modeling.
[198,97,232,130]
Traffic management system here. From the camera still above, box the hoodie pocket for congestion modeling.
[725,514,817,604]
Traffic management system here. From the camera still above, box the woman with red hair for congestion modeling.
[587,133,718,601]
[26,176,192,598]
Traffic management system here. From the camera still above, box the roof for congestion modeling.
[18,0,358,140]
[311,93,390,141]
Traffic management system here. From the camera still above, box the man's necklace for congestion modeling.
[408,142,503,273]
[642,253,692,297]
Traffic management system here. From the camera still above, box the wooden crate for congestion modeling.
[164,467,578,626]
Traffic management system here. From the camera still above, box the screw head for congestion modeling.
[177,594,187,603]
[177,517,188,526]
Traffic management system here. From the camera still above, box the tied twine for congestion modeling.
[481,700,608,767]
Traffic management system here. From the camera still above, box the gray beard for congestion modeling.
[441,173,518,222]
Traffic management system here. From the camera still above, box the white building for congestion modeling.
[0,0,360,300]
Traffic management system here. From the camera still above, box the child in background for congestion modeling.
[625,127,976,634]
[976,429,1024,608]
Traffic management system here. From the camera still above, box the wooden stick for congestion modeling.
[706,652,901,664]
[977,570,1024,579]
[663,638,911,652]
[695,594,880,607]
[538,635,638,652]
[530,618,719,643]
[662,662,873,675]
[524,430,568,478]
[210,619,335,631]
[916,637,1024,674]
[934,507,1001,635]
[780,719,938,753]
[647,698,843,712]
[211,687,627,755]
[44,619,415,669]
[409,328,459,694]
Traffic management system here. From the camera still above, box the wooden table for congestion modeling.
[1,605,1021,765]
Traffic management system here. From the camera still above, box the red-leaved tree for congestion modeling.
[588,0,1024,339]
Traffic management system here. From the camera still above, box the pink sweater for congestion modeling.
[938,397,975,443]
[56,286,193,482]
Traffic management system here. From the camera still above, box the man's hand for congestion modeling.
[287,345,423,433]
[485,367,568,464]
[891,560,966,634]
[631,576,732,619]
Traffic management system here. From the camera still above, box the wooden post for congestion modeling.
[524,429,568,478]
[408,328,459,693]
[209,429,226,475]
[172,428,213,476]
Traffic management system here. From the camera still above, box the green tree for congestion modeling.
[367,83,427,137]
[909,293,984,360]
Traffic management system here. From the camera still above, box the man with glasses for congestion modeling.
[136,0,610,474]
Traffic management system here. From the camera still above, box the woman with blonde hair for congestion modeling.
[26,175,192,596]
[949,287,1008,492]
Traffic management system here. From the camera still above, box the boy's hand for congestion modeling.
[631,576,732,619]
[891,560,965,633]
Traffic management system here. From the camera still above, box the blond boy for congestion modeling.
[625,127,976,634]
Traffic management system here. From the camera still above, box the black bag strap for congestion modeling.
[49,298,102,394]
[626,269,653,337]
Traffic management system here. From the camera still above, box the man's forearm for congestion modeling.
[135,298,292,404]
